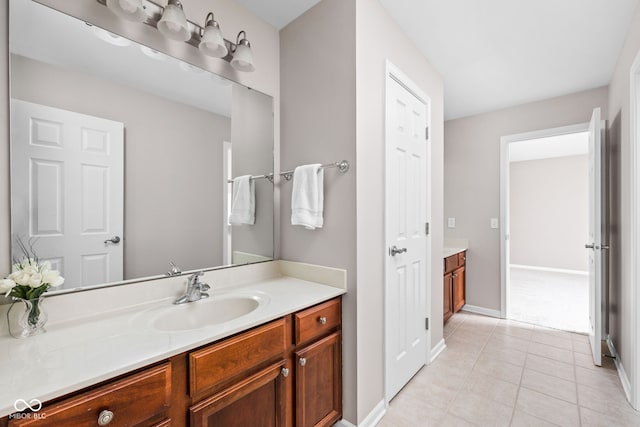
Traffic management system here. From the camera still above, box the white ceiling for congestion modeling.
[240,0,639,120]
[235,0,322,30]
[509,132,589,163]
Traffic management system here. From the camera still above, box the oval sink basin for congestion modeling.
[152,296,261,332]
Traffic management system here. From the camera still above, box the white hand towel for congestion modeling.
[229,175,255,225]
[291,164,324,230]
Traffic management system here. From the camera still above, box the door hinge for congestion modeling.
[425,222,430,235]
[425,318,429,330]
[425,126,430,140]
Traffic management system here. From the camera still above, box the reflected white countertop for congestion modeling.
[0,273,345,417]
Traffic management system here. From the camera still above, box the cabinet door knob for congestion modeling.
[318,316,327,325]
[98,409,114,426]
[281,367,289,377]
[299,357,307,367]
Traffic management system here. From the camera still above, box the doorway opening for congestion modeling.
[501,125,593,334]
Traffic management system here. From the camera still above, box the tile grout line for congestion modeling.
[573,340,583,427]
[508,321,532,426]
[442,314,496,427]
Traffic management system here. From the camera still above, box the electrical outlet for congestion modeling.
[490,218,499,229]
[447,218,456,228]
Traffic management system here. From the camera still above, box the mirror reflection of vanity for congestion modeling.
[7,0,275,294]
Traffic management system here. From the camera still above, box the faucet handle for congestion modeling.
[188,271,204,285]
[200,283,210,292]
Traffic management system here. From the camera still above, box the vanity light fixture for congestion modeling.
[97,0,256,72]
[230,31,255,72]
[157,0,190,42]
[92,26,132,46]
[199,13,228,58]
[106,0,147,22]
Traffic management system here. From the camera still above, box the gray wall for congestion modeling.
[281,0,444,423]
[510,155,589,271]
[11,54,230,280]
[607,0,640,398]
[280,0,358,421]
[231,87,274,260]
[444,86,608,312]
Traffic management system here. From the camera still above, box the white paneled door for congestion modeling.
[586,107,603,366]
[11,100,124,288]
[385,66,430,402]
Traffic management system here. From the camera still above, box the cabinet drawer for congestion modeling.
[189,318,286,399]
[9,363,171,427]
[444,254,459,273]
[295,298,341,346]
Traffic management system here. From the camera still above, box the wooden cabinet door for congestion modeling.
[295,331,342,427]
[190,361,287,427]
[452,266,466,312]
[443,272,453,322]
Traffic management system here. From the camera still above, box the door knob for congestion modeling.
[104,236,121,245]
[389,245,408,256]
[585,243,595,249]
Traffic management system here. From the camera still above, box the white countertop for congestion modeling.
[0,275,345,417]
[443,247,467,258]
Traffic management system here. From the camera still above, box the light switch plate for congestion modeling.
[490,218,499,229]
[447,218,456,228]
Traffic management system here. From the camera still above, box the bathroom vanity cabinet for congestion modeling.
[443,251,466,323]
[5,297,342,427]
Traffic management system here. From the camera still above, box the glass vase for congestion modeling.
[16,297,47,338]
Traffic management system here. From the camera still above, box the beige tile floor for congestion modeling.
[377,312,640,426]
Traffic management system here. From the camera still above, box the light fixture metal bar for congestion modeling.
[96,0,237,62]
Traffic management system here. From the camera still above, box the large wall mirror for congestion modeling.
[7,0,275,294]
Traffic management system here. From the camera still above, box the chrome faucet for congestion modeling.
[174,271,210,305]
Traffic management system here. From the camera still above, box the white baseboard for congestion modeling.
[510,264,588,276]
[606,336,632,402]
[430,338,446,363]
[334,399,386,427]
[461,304,502,318]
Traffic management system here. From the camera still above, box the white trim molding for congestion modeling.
[500,123,590,320]
[383,59,433,402]
[334,399,386,427]
[629,49,640,410]
[462,304,502,318]
[607,336,632,402]
[430,338,446,363]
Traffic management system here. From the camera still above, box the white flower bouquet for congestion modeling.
[1,240,65,337]
[0,258,65,300]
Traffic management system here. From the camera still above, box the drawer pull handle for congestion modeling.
[98,409,114,426]
[281,367,290,377]
[318,316,327,325]
[299,357,307,367]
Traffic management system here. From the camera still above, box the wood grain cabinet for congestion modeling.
[293,298,342,427]
[4,297,343,427]
[188,318,288,426]
[190,361,288,427]
[443,251,466,323]
[8,363,172,427]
